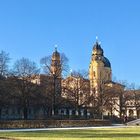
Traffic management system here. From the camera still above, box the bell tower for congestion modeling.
[51,48,62,96]
[89,40,112,96]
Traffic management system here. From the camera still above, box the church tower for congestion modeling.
[89,40,112,96]
[51,48,62,96]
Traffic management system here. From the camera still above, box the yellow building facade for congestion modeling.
[89,41,124,117]
[89,41,112,96]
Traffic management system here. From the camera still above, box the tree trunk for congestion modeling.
[0,108,1,119]
[23,106,28,120]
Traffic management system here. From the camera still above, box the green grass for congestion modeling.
[0,127,140,140]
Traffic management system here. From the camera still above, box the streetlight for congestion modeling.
[52,73,56,116]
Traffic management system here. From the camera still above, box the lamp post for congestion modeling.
[100,80,104,120]
[52,74,56,116]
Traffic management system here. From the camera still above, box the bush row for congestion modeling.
[0,119,111,129]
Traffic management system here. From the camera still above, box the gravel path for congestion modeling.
[0,124,127,132]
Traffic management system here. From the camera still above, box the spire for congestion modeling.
[95,36,101,45]
[54,44,58,52]
[96,36,98,43]
[92,37,104,56]
[55,47,57,52]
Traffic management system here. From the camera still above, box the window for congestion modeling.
[129,109,134,117]
[130,102,133,106]
[93,71,96,77]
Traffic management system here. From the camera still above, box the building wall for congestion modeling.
[62,76,90,106]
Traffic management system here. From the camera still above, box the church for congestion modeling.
[0,40,140,120]
[62,40,140,119]
[62,40,124,118]
[88,40,123,117]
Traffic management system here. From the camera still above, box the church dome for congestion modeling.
[103,57,111,68]
[93,56,111,68]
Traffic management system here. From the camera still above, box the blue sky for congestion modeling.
[0,0,140,86]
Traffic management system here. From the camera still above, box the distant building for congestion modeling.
[123,90,140,119]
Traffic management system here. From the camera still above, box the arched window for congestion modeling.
[93,71,96,77]
[129,109,134,117]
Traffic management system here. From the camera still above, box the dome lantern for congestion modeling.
[52,47,60,60]
[92,41,104,56]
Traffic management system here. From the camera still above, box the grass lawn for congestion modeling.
[0,127,140,140]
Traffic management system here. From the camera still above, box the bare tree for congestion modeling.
[0,77,13,119]
[40,53,69,77]
[0,51,10,118]
[0,50,10,77]
[62,71,90,116]
[112,80,134,119]
[125,83,140,119]
[11,58,40,119]
[71,69,88,79]
[89,80,125,120]
[103,85,123,117]
[40,52,69,116]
